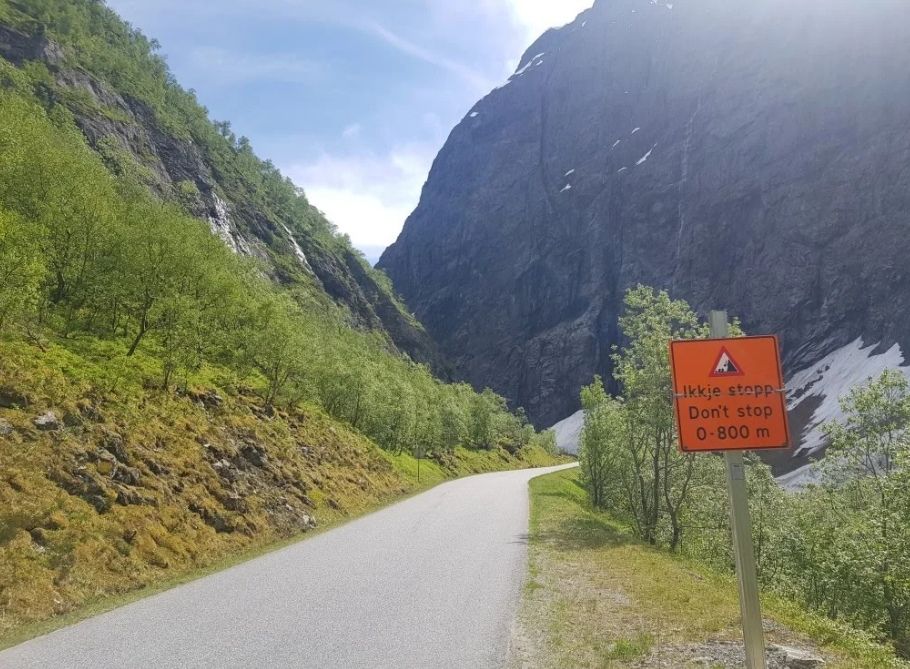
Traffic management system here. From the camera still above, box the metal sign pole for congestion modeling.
[709,311,766,669]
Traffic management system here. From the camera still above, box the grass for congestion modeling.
[0,336,569,649]
[508,469,906,669]
[0,448,556,652]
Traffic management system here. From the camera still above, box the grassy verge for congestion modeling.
[508,469,906,668]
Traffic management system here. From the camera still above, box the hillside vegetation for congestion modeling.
[0,0,439,364]
[0,335,560,646]
[577,286,910,659]
[0,0,565,645]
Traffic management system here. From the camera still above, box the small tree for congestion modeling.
[0,209,43,330]
[579,376,626,510]
[818,370,910,646]
[610,286,706,549]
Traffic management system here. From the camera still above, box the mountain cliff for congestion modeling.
[379,0,910,438]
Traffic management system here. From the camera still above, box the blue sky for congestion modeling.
[106,0,592,262]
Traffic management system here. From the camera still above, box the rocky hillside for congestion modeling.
[0,337,559,643]
[0,1,438,369]
[0,1,571,642]
[379,0,910,441]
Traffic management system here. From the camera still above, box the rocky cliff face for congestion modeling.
[0,21,439,369]
[379,0,910,434]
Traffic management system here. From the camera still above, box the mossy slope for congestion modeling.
[0,337,562,644]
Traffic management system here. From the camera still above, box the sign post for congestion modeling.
[711,312,767,669]
[669,311,791,669]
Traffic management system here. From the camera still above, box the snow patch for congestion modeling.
[612,140,622,149]
[513,52,546,77]
[469,111,479,118]
[636,144,657,166]
[779,338,910,490]
[631,127,641,134]
[787,338,908,457]
[550,410,584,454]
[560,184,572,193]
[776,464,822,491]
[617,166,628,173]
[564,169,575,177]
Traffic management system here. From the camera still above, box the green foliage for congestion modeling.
[579,284,910,655]
[779,371,910,652]
[0,209,43,329]
[0,79,534,458]
[684,371,910,654]
[580,286,718,550]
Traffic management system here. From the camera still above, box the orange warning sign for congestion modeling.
[669,336,791,452]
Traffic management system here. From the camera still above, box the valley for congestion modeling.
[2,0,910,666]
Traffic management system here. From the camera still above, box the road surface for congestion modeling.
[0,463,577,669]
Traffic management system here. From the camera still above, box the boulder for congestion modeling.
[111,463,141,486]
[0,387,27,409]
[769,644,825,669]
[33,411,61,431]
[99,430,130,464]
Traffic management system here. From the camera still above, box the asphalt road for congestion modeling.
[1,463,577,669]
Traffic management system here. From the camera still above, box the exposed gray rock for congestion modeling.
[33,411,61,431]
[769,644,825,669]
[0,419,13,436]
[379,0,910,428]
[111,463,141,487]
[99,431,130,464]
[0,25,62,66]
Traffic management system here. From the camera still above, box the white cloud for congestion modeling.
[342,123,362,139]
[185,46,324,86]
[284,144,436,249]
[363,20,496,92]
[504,0,593,42]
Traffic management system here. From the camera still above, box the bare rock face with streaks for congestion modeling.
[379,0,910,432]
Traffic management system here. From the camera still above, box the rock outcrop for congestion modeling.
[379,0,910,429]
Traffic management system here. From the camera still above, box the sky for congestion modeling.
[106,0,592,263]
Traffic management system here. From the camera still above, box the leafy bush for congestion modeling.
[0,85,533,457]
[579,285,910,655]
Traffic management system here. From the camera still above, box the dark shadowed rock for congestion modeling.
[0,387,28,409]
[379,0,910,427]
